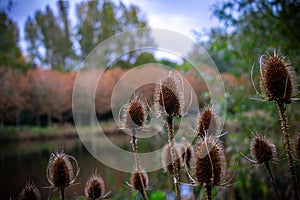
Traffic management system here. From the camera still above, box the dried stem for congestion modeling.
[205,184,212,200]
[60,187,65,200]
[131,129,149,200]
[264,161,280,200]
[166,115,181,200]
[276,101,299,200]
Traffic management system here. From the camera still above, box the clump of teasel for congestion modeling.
[180,141,194,170]
[193,137,225,200]
[85,171,110,200]
[256,50,299,199]
[46,150,79,200]
[196,105,220,138]
[154,71,185,200]
[250,134,280,200]
[19,181,41,200]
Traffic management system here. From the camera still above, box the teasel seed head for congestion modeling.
[162,143,183,174]
[251,134,277,165]
[47,150,79,189]
[194,137,225,186]
[123,95,146,129]
[154,71,184,117]
[85,172,106,200]
[260,50,296,104]
[19,181,41,200]
[130,171,149,192]
[196,105,220,138]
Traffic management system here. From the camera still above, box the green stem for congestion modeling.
[265,162,280,200]
[277,101,299,200]
[166,115,181,200]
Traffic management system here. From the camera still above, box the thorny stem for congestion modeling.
[264,162,280,200]
[166,115,181,200]
[131,129,149,200]
[60,187,65,200]
[205,184,212,200]
[276,101,299,200]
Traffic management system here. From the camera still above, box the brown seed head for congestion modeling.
[194,137,225,186]
[260,50,295,103]
[154,71,184,117]
[130,171,149,192]
[162,143,183,174]
[85,173,105,199]
[47,151,74,189]
[19,181,41,200]
[197,106,220,138]
[124,95,146,129]
[251,135,276,165]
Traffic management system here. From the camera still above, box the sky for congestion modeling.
[4,0,222,59]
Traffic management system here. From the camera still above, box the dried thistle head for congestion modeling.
[19,181,41,200]
[194,137,225,186]
[161,143,183,174]
[196,105,220,138]
[123,95,146,129]
[251,135,277,165]
[130,171,149,192]
[85,172,106,200]
[260,50,296,104]
[154,71,184,117]
[46,150,79,189]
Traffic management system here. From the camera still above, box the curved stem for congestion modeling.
[166,115,181,200]
[131,129,149,200]
[205,184,212,200]
[265,162,280,200]
[276,101,299,200]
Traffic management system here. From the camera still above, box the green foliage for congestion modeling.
[195,0,300,75]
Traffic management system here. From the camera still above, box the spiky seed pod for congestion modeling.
[194,137,225,186]
[124,95,146,129]
[180,142,194,169]
[162,143,183,174]
[85,173,105,200]
[196,106,220,138]
[154,71,184,117]
[19,181,41,200]
[251,135,276,165]
[47,150,78,189]
[130,171,149,192]
[260,50,295,104]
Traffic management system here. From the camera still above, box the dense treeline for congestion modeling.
[0,66,242,126]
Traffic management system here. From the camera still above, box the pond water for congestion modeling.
[0,133,184,199]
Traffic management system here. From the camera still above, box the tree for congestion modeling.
[196,0,300,74]
[0,11,28,71]
[76,0,155,65]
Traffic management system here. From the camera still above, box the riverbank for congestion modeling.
[0,121,121,143]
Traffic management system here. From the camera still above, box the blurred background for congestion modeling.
[0,0,300,199]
